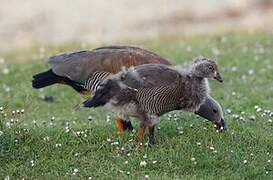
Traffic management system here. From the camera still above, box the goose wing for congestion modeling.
[48,46,170,82]
[121,64,186,89]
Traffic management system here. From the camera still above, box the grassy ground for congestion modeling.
[0,32,272,179]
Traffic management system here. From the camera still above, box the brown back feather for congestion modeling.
[48,46,171,81]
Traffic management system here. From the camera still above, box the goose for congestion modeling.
[82,57,223,144]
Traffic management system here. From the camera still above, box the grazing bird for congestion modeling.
[195,96,226,130]
[82,58,223,144]
[32,46,171,132]
[126,95,226,131]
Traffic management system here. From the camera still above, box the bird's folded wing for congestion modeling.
[121,64,185,89]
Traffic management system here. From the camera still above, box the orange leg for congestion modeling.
[136,125,146,143]
[115,114,125,134]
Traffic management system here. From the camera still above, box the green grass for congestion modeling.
[0,32,272,179]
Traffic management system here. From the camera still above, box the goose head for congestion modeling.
[192,57,223,82]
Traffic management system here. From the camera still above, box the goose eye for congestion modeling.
[213,109,218,113]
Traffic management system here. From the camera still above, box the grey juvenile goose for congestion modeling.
[82,57,223,144]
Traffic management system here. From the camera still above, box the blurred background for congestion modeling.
[0,0,272,54]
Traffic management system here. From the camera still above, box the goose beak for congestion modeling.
[214,72,223,82]
[215,118,227,131]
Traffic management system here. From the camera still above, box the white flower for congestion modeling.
[256,108,262,112]
[6,122,11,128]
[30,160,34,167]
[152,161,157,164]
[2,68,10,75]
[88,116,93,121]
[231,66,237,72]
[125,161,128,164]
[191,157,196,161]
[111,141,119,146]
[243,160,247,164]
[143,154,147,159]
[106,115,111,122]
[248,69,254,75]
[55,143,62,147]
[186,46,192,52]
[140,161,147,167]
[209,146,215,150]
[268,119,272,123]
[144,175,149,179]
[197,142,201,146]
[0,131,3,136]
[212,47,220,55]
[4,87,10,92]
[232,114,239,119]
[0,106,3,111]
[65,127,70,133]
[43,136,50,141]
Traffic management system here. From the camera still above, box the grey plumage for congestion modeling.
[195,96,226,130]
[83,57,223,144]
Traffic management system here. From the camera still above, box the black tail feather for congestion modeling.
[32,69,63,89]
[32,69,87,94]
